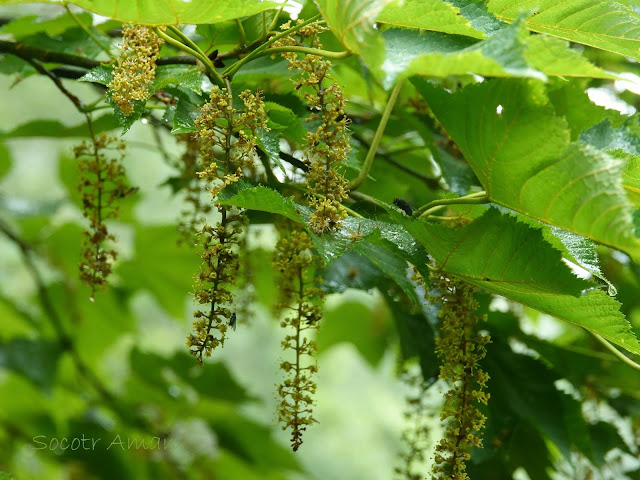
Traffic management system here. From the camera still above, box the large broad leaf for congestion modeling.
[415,78,640,261]
[487,0,640,62]
[382,23,544,88]
[397,208,640,355]
[316,0,390,74]
[0,0,281,26]
[377,0,486,38]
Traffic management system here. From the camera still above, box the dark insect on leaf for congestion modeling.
[393,198,414,216]
[229,312,237,331]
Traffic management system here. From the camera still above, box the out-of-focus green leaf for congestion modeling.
[378,0,485,38]
[129,349,250,402]
[0,115,118,140]
[0,339,62,390]
[316,0,389,74]
[0,143,11,179]
[116,226,199,318]
[484,335,592,461]
[415,78,640,261]
[318,291,393,365]
[0,0,281,26]
[487,0,640,62]
[0,12,93,39]
[390,294,439,379]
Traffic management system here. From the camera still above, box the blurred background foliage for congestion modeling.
[0,1,639,480]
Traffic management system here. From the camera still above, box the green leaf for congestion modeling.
[78,64,113,85]
[0,12,93,39]
[382,23,544,88]
[116,226,200,318]
[548,226,617,296]
[0,339,62,390]
[354,233,419,304]
[0,115,118,140]
[448,0,505,36]
[398,209,640,355]
[523,34,616,79]
[415,78,640,261]
[0,143,11,180]
[217,182,304,223]
[318,290,393,365]
[151,65,206,95]
[377,0,485,38]
[163,86,204,134]
[487,0,640,62]
[579,120,640,207]
[316,0,389,74]
[484,334,593,461]
[256,130,287,175]
[0,0,281,26]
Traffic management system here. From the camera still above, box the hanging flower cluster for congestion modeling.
[428,273,490,480]
[395,363,433,480]
[108,24,164,115]
[272,230,323,451]
[273,21,350,234]
[75,134,133,297]
[173,133,212,245]
[185,86,267,363]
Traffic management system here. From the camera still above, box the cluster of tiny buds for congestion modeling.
[428,273,490,480]
[186,206,243,364]
[271,20,350,234]
[173,133,212,245]
[108,24,164,115]
[75,134,134,297]
[194,86,268,198]
[394,362,433,480]
[272,230,323,451]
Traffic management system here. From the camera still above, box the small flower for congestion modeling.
[272,231,323,451]
[108,25,164,115]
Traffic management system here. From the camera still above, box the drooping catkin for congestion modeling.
[272,231,322,451]
[272,21,350,234]
[185,85,267,362]
[429,273,490,480]
[108,25,164,115]
[76,134,134,296]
